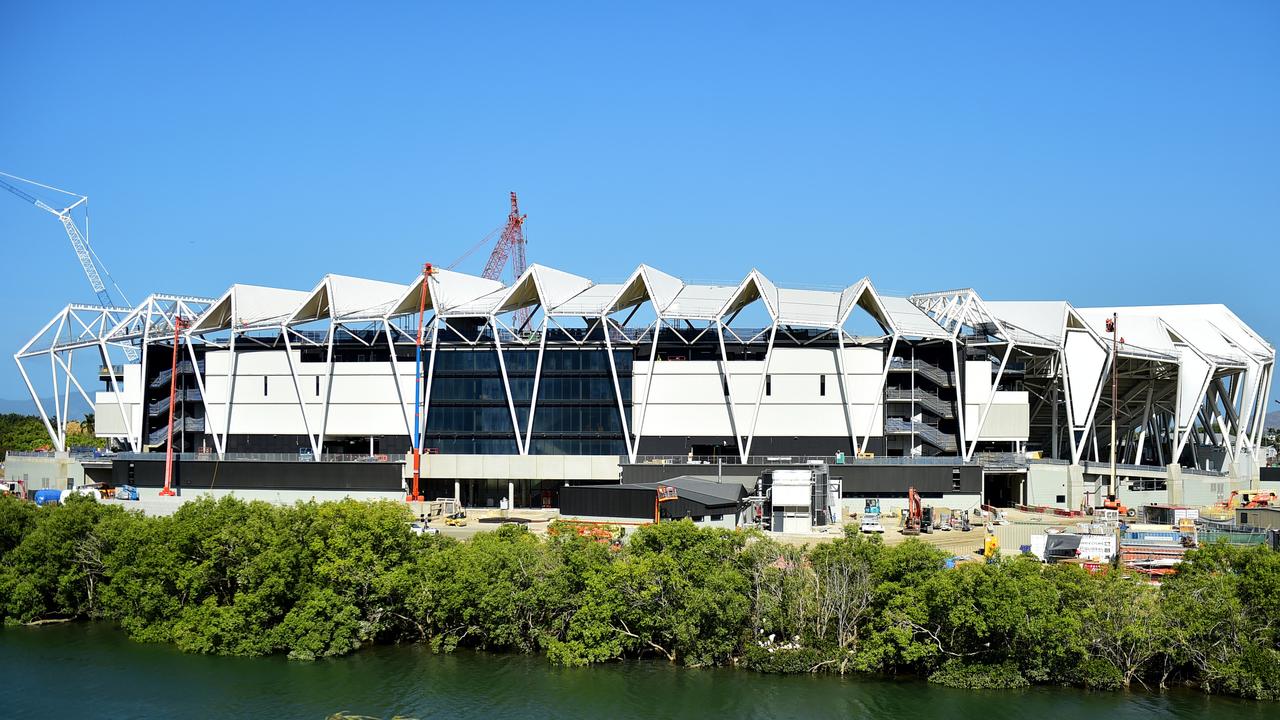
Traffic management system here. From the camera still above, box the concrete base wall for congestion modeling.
[1027,462,1252,511]
[416,454,621,482]
[105,487,405,516]
[3,454,87,493]
[1026,464,1085,509]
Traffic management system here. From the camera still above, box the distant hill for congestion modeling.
[0,396,91,418]
[1268,410,1280,430]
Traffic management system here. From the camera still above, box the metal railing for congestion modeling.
[973,451,1028,469]
[4,449,112,460]
[148,360,204,388]
[147,390,203,416]
[146,418,206,445]
[883,386,954,418]
[1183,467,1229,478]
[888,358,952,387]
[629,453,977,467]
[884,417,959,452]
[115,451,399,463]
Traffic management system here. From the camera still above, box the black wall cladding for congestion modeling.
[113,459,403,492]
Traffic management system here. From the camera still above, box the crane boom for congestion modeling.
[1,172,138,359]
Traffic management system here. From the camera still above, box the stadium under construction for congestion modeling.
[8,261,1278,518]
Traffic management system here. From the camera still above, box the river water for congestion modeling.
[0,623,1269,719]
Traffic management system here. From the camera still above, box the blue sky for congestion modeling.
[1,2,1277,407]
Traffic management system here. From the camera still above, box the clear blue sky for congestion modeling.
[1,2,1277,407]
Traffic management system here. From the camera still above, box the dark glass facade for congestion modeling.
[423,347,632,456]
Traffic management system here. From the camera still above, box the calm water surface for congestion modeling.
[0,623,1271,719]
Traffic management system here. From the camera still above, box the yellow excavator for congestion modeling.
[983,533,999,562]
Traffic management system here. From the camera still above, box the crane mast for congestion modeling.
[480,192,530,327]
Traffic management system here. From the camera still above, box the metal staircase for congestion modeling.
[888,357,952,387]
[885,417,958,452]
[147,417,205,446]
[147,390,203,416]
[148,360,204,389]
[884,386,954,418]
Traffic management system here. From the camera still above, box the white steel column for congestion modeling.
[950,338,967,457]
[965,343,1013,461]
[58,351,74,448]
[491,317,526,455]
[1060,351,1079,463]
[1252,363,1272,448]
[1051,384,1060,460]
[603,317,636,463]
[135,307,155,451]
[184,336,224,456]
[1133,384,1153,466]
[421,318,440,444]
[834,331,859,456]
[49,312,67,450]
[631,320,661,459]
[15,357,62,452]
[524,317,548,452]
[317,324,337,460]
[51,352,94,419]
[861,334,899,455]
[715,320,745,461]
[283,329,321,459]
[382,319,413,441]
[743,322,778,462]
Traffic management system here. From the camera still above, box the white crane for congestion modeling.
[1,170,137,360]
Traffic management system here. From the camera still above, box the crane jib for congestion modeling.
[2,170,141,361]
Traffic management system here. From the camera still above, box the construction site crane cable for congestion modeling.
[0,171,132,311]
[447,224,505,271]
[0,170,138,360]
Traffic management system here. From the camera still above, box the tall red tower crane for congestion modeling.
[481,191,528,282]
[449,192,531,326]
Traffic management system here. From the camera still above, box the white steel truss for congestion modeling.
[12,263,1272,479]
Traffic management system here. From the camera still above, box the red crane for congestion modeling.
[481,192,530,328]
[160,317,191,497]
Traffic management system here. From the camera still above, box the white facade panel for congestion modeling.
[1064,329,1107,427]
[965,399,1030,441]
[632,345,887,440]
[964,360,992,404]
[199,349,414,438]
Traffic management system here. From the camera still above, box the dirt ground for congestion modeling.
[425,507,998,559]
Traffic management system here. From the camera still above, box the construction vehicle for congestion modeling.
[1200,491,1240,522]
[444,510,468,527]
[983,533,999,562]
[654,485,678,523]
[1242,492,1276,509]
[901,487,923,535]
[1102,495,1135,518]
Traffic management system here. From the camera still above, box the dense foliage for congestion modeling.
[0,413,105,455]
[1,495,1277,699]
